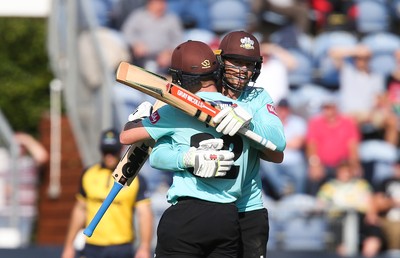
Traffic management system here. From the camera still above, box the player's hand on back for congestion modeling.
[128,101,153,122]
[213,105,252,136]
[183,139,234,178]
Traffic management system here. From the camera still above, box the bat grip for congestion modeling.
[238,127,277,151]
[83,181,124,237]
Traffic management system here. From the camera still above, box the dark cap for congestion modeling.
[219,31,262,62]
[99,128,122,154]
[278,98,290,107]
[170,40,219,76]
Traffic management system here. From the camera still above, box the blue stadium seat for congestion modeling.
[361,32,400,53]
[209,0,249,33]
[313,31,358,62]
[276,194,328,251]
[262,194,280,250]
[287,49,314,88]
[391,0,400,20]
[355,0,391,34]
[287,83,336,119]
[361,32,400,76]
[183,28,217,46]
[167,0,211,30]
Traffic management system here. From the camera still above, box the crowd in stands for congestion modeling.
[62,0,400,256]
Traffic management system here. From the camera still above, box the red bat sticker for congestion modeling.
[169,86,217,116]
[266,104,278,116]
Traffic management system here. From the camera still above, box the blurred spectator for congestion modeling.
[369,158,400,251]
[78,27,131,89]
[305,94,361,195]
[261,98,307,198]
[308,0,356,34]
[317,160,385,258]
[251,0,311,36]
[61,128,153,258]
[121,0,184,75]
[329,45,386,128]
[255,42,297,104]
[386,49,400,143]
[109,0,147,30]
[0,132,48,246]
[330,44,398,189]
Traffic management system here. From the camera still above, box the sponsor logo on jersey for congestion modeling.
[266,104,278,116]
[149,111,160,124]
[212,100,235,110]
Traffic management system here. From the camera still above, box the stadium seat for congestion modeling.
[183,28,218,46]
[209,0,249,33]
[392,0,400,20]
[276,194,328,251]
[361,32,400,53]
[355,0,391,34]
[262,194,280,250]
[287,83,337,119]
[167,0,211,30]
[287,49,314,88]
[361,32,400,76]
[313,31,358,61]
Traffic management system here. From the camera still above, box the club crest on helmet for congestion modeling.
[240,37,255,50]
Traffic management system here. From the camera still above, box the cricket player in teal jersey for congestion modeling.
[149,31,286,258]
[120,40,278,258]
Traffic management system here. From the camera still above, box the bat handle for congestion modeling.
[238,127,277,151]
[83,181,124,237]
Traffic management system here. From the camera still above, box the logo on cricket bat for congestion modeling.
[169,86,217,116]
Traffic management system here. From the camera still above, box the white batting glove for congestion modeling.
[213,105,252,136]
[128,101,153,122]
[183,139,234,177]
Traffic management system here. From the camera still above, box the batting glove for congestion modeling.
[183,139,234,177]
[213,105,252,136]
[128,101,153,122]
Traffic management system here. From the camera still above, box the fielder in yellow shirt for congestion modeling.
[62,128,153,258]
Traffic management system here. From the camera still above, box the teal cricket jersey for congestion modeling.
[148,88,286,212]
[142,92,253,205]
[236,86,286,212]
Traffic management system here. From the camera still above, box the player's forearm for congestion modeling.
[250,121,286,152]
[120,121,152,145]
[149,143,186,171]
[260,148,284,163]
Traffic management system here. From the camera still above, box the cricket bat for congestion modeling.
[83,100,164,237]
[116,61,278,151]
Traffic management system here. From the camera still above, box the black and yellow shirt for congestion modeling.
[77,163,150,246]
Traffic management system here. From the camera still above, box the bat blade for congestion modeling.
[83,101,165,237]
[116,62,277,151]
